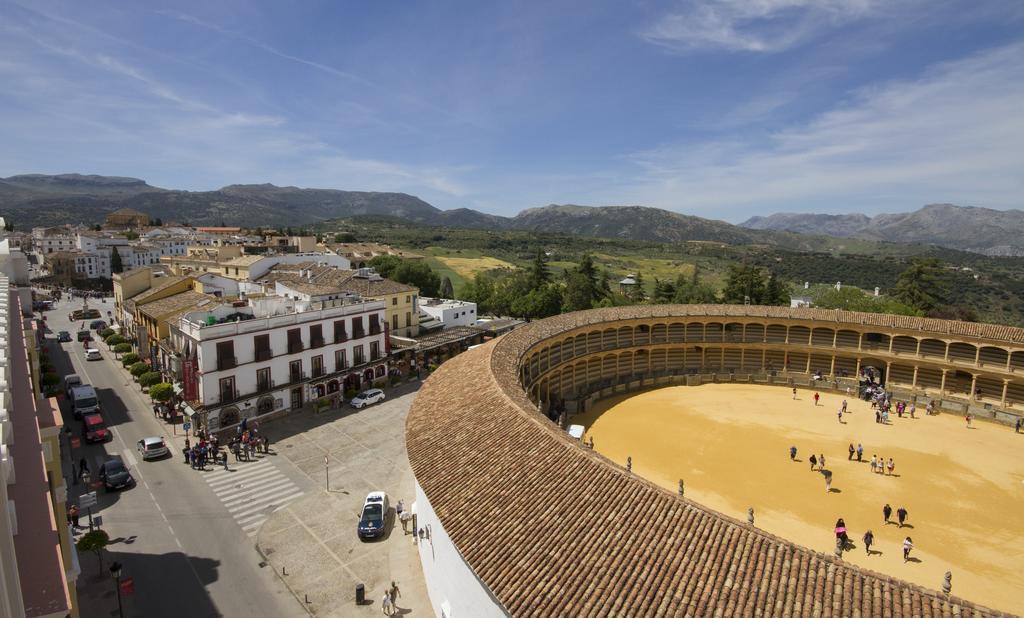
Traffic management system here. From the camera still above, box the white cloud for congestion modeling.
[642,0,878,53]
[617,43,1024,217]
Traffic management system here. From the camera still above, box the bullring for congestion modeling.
[407,305,1021,617]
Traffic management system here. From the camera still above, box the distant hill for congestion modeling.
[740,204,1024,256]
[2,173,164,196]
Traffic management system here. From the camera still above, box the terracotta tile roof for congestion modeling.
[138,290,210,319]
[132,275,188,304]
[406,305,1011,617]
[266,265,417,297]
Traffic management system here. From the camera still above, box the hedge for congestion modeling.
[105,334,126,346]
[149,383,173,402]
[113,343,133,355]
[129,362,149,377]
[121,353,140,366]
[138,372,161,388]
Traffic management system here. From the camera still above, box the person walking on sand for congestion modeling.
[848,444,855,460]
[1016,418,1022,433]
[814,392,820,406]
[883,503,893,524]
[870,455,877,473]
[382,590,393,616]
[965,413,972,428]
[809,454,817,471]
[793,387,798,400]
[903,537,913,562]
[863,530,874,555]
[824,469,833,493]
[897,506,908,528]
[789,446,797,461]
[819,453,825,469]
[887,458,895,476]
[837,408,843,423]
[390,581,401,605]
[842,399,848,414]
[856,443,863,462]
[909,402,916,418]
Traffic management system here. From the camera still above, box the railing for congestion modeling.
[333,333,347,344]
[310,337,325,349]
[217,356,236,371]
[289,371,306,383]
[257,379,274,392]
[352,330,365,339]
[255,348,273,362]
[353,355,365,366]
[312,367,325,378]
[287,341,304,354]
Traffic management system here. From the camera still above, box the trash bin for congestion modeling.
[355,583,365,605]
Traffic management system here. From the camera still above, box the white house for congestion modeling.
[171,294,388,431]
[418,297,478,329]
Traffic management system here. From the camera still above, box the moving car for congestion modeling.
[90,320,107,331]
[350,388,385,409]
[70,385,99,419]
[82,413,110,443]
[137,437,169,460]
[357,491,390,540]
[77,330,92,342]
[99,458,133,491]
[84,348,102,361]
[57,330,72,342]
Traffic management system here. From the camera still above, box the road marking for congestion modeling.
[203,459,305,537]
[122,450,137,468]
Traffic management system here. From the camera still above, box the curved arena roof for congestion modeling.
[407,306,1011,617]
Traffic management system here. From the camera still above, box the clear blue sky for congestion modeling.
[1,0,1022,221]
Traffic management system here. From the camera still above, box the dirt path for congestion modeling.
[574,384,1024,613]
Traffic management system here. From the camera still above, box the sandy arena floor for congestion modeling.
[574,384,1024,613]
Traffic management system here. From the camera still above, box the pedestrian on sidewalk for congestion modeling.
[68,505,80,529]
[809,454,817,471]
[903,537,913,562]
[79,457,89,476]
[883,503,893,524]
[897,506,908,527]
[381,590,393,616]
[396,499,404,522]
[390,581,401,605]
[863,530,874,555]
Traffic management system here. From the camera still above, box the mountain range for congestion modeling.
[2,174,1020,255]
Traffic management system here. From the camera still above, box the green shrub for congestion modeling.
[372,379,387,390]
[149,383,173,402]
[105,334,126,346]
[98,328,115,339]
[138,372,161,388]
[344,388,358,400]
[113,343,133,355]
[41,372,61,392]
[121,352,140,366]
[129,362,149,377]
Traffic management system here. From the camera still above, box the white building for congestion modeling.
[419,297,478,329]
[171,295,388,431]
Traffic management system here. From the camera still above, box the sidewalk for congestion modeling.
[254,387,430,617]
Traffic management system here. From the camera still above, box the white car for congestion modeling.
[137,436,169,460]
[350,388,385,409]
[84,348,102,361]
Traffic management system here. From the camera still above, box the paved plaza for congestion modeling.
[255,382,430,617]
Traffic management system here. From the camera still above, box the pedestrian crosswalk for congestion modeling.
[202,459,305,537]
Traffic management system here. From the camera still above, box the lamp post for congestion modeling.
[109,561,124,618]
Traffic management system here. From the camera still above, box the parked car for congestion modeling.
[357,491,390,540]
[70,384,99,419]
[57,330,72,342]
[350,389,385,409]
[77,330,92,342]
[99,458,133,491]
[84,348,102,361]
[70,308,101,321]
[82,413,110,443]
[137,437,169,460]
[64,374,82,398]
[90,320,107,331]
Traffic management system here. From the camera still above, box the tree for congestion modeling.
[652,278,676,304]
[367,255,402,278]
[460,271,497,314]
[892,258,948,312]
[673,267,718,304]
[129,362,149,378]
[150,383,173,402]
[154,217,163,226]
[139,372,161,388]
[528,250,550,289]
[121,352,140,366]
[439,276,454,299]
[113,343,133,356]
[562,271,595,313]
[76,530,110,574]
[392,260,441,296]
[722,264,767,304]
[334,232,357,243]
[512,283,562,320]
[763,271,790,306]
[98,328,114,339]
[105,334,126,346]
[41,372,61,393]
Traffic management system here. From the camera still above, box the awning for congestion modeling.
[181,403,199,417]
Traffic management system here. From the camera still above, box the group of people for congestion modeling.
[870,454,896,476]
[835,504,913,561]
[380,581,401,616]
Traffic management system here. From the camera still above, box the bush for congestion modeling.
[344,388,358,400]
[372,379,387,390]
[113,343,133,355]
[98,328,114,339]
[138,372,161,388]
[105,334,126,346]
[129,362,149,377]
[121,352,140,366]
[41,372,61,392]
[149,383,173,402]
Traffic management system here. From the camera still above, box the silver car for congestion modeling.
[137,436,169,460]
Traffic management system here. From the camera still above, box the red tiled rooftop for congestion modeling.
[8,294,71,617]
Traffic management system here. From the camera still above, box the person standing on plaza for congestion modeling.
[870,455,877,473]
[837,408,843,423]
[909,402,916,418]
[863,530,874,555]
[883,503,893,524]
[789,446,797,461]
[390,581,401,606]
[842,399,848,414]
[897,506,908,527]
[809,453,817,471]
[965,413,972,428]
[903,537,913,562]
[792,387,798,400]
[819,453,825,470]
[813,392,820,406]
[856,443,864,462]
[824,469,833,493]
[381,590,393,616]
[848,444,855,460]
[1016,418,1022,433]
[887,458,895,476]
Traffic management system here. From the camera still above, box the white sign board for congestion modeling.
[78,491,97,509]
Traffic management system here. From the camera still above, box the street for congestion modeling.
[44,296,307,618]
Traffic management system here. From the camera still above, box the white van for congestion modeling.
[70,385,100,419]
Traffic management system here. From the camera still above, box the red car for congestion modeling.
[82,413,110,443]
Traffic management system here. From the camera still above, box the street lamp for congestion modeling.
[109,561,124,618]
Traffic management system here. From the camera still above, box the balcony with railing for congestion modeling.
[255,348,273,362]
[289,368,306,383]
[217,356,236,371]
[310,336,325,349]
[257,378,274,393]
[287,340,304,354]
